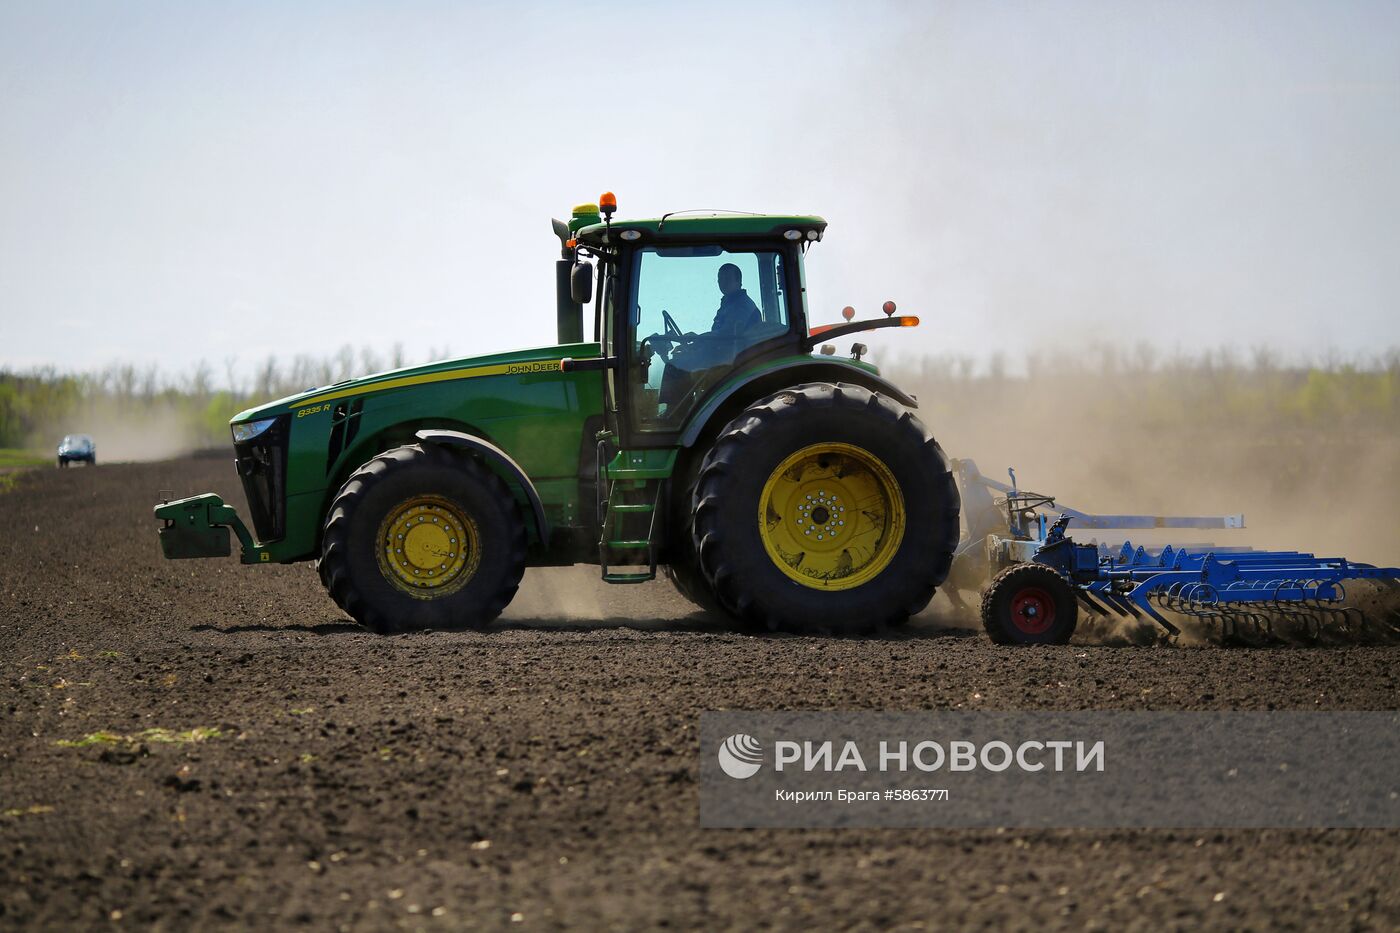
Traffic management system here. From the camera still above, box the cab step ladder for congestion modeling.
[597,440,660,584]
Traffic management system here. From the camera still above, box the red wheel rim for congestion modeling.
[1009,585,1056,635]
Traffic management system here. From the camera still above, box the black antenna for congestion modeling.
[657,209,764,231]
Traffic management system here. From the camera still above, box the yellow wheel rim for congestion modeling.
[376,495,480,598]
[757,442,905,591]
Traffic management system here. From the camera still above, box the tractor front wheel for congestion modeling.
[692,383,960,634]
[980,563,1079,645]
[318,444,526,633]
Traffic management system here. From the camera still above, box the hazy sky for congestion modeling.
[2,0,1398,379]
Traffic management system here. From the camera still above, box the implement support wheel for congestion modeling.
[981,562,1079,645]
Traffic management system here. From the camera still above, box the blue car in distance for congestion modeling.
[57,434,96,467]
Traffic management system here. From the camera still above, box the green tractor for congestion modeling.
[155,194,961,634]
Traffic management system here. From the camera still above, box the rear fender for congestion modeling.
[678,361,918,449]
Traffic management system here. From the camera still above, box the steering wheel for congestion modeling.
[663,309,683,341]
[646,310,697,370]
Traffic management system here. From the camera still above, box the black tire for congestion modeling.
[57,458,66,469]
[663,470,727,619]
[692,382,960,634]
[980,563,1079,645]
[318,443,526,633]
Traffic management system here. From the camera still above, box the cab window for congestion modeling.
[630,246,789,431]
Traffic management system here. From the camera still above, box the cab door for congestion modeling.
[611,241,802,447]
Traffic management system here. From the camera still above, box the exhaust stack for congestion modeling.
[552,217,584,344]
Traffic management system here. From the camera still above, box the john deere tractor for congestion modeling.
[155,194,961,634]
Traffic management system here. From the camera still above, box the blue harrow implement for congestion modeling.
[948,460,1400,645]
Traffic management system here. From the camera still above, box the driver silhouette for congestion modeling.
[709,263,761,337]
[655,262,763,411]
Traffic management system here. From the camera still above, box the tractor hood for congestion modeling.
[230,342,600,425]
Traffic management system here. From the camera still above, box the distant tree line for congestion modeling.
[2,342,1396,452]
[0,343,449,450]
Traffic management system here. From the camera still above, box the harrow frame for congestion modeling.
[952,459,1400,639]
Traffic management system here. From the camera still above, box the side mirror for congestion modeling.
[570,262,594,304]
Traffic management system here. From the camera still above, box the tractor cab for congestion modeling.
[564,199,826,447]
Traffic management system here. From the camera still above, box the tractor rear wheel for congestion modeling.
[980,563,1079,645]
[664,471,727,619]
[691,383,960,634]
[318,444,526,633]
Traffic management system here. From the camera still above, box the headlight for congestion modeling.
[231,418,278,443]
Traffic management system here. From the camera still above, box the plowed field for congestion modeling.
[2,458,1397,930]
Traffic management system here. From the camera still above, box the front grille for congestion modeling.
[233,415,289,542]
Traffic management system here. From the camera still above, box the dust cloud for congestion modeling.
[884,349,1400,568]
[44,399,197,464]
[501,567,709,631]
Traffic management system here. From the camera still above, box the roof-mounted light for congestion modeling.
[806,230,819,240]
[620,229,641,241]
[599,191,617,219]
[783,229,802,241]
